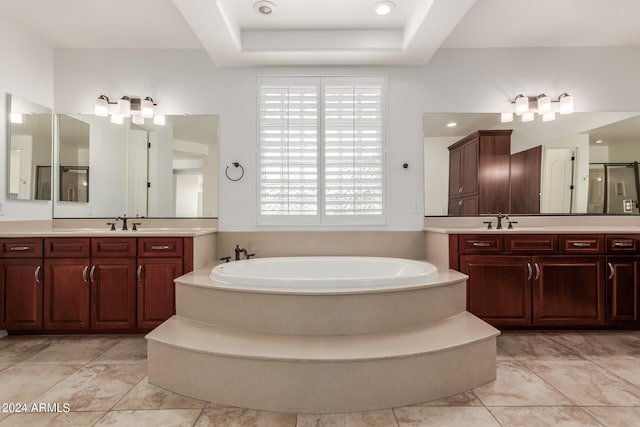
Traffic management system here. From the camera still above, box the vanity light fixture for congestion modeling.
[374,1,395,16]
[254,1,275,15]
[501,93,575,123]
[93,95,164,125]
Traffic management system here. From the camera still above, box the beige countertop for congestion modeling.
[0,227,217,238]
[424,225,640,234]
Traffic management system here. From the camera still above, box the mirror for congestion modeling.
[424,112,640,216]
[7,94,53,201]
[54,114,218,218]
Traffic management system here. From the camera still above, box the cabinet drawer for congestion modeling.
[0,238,43,258]
[559,235,605,254]
[459,235,504,254]
[606,235,639,254]
[138,237,183,257]
[44,238,91,258]
[91,238,137,257]
[505,235,558,254]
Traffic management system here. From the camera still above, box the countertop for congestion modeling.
[424,226,640,234]
[0,227,217,238]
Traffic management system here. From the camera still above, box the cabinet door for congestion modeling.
[137,257,183,329]
[44,258,90,330]
[0,263,4,330]
[533,256,605,326]
[448,147,462,198]
[460,139,479,197]
[606,256,639,326]
[460,255,532,327]
[2,259,43,330]
[91,258,137,329]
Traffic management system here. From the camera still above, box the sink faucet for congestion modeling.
[496,213,507,230]
[117,215,129,231]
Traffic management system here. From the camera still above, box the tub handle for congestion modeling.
[608,263,615,280]
[527,263,532,281]
[472,242,491,247]
[137,265,143,282]
[534,263,540,280]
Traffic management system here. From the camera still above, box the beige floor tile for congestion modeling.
[473,360,572,406]
[33,363,147,411]
[497,332,583,361]
[19,336,119,365]
[496,346,514,360]
[0,365,9,371]
[297,410,397,427]
[583,406,640,427]
[195,407,296,426]
[94,409,202,427]
[0,336,52,364]
[0,411,105,426]
[0,364,79,403]
[89,335,147,365]
[416,390,482,406]
[547,332,640,359]
[590,357,640,388]
[527,360,640,406]
[394,406,501,427]
[488,406,601,427]
[114,376,207,410]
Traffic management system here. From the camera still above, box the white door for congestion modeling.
[127,129,148,217]
[541,148,576,213]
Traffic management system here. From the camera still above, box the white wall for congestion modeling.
[36,45,640,229]
[0,13,54,220]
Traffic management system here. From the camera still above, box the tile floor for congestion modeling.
[0,331,639,426]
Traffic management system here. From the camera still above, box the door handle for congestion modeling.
[82,266,89,283]
[608,262,615,280]
[137,265,143,282]
[527,263,532,281]
[534,263,540,280]
[35,265,41,283]
[90,266,96,283]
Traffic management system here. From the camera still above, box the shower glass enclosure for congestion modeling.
[588,162,640,214]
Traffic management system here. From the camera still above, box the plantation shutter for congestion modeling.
[323,79,384,218]
[258,78,319,220]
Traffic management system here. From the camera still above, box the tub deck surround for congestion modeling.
[147,257,500,413]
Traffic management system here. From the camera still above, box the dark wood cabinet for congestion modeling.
[137,257,183,329]
[2,258,43,330]
[606,256,639,326]
[460,255,532,327]
[533,256,605,326]
[44,257,90,329]
[448,130,512,215]
[510,145,542,214]
[90,257,137,329]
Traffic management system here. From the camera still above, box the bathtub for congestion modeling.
[210,256,439,293]
[174,256,465,335]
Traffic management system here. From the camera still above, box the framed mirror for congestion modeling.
[54,114,218,218]
[424,112,640,216]
[7,94,53,201]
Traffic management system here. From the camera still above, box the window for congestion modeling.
[257,76,386,224]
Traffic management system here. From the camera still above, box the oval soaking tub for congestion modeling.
[210,256,439,292]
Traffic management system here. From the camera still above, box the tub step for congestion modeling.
[146,313,499,413]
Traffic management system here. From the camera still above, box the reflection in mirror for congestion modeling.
[54,114,218,218]
[7,94,53,200]
[423,112,640,216]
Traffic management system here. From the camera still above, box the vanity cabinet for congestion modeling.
[456,234,605,328]
[136,237,185,329]
[1,239,43,330]
[605,235,640,326]
[448,130,512,215]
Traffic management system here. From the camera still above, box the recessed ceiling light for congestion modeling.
[374,1,395,16]
[254,1,276,15]
[595,139,603,144]
[446,121,457,128]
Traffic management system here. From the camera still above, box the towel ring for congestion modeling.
[225,162,245,182]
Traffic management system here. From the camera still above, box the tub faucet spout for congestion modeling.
[234,245,246,261]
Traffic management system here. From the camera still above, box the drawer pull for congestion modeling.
[613,242,634,248]
[9,246,30,251]
[35,266,41,283]
[571,242,592,247]
[472,242,491,247]
[608,262,615,280]
[151,245,171,250]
